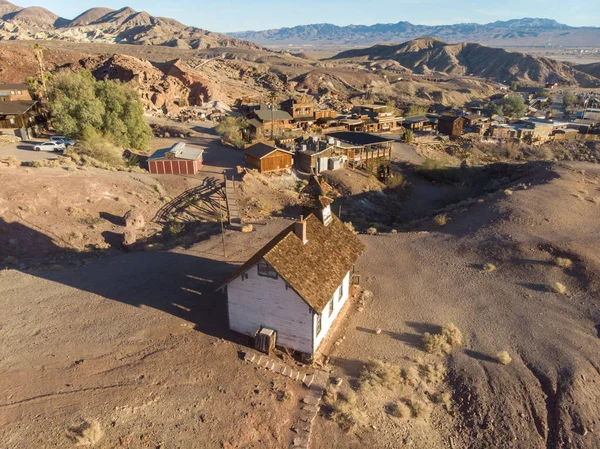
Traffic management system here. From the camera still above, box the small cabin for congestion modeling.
[147,142,204,175]
[245,143,293,173]
[218,210,364,355]
[437,116,466,137]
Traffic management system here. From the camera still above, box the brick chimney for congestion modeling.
[294,216,308,244]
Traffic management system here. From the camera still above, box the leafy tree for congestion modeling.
[486,102,503,116]
[499,95,527,118]
[403,128,414,143]
[46,70,151,150]
[563,92,577,107]
[407,104,428,116]
[510,81,520,91]
[216,117,249,148]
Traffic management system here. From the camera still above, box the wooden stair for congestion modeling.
[224,177,241,225]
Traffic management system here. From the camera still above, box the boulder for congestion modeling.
[123,210,145,230]
[121,230,137,249]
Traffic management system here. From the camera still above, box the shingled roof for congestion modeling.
[218,214,364,313]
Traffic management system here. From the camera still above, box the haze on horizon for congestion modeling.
[10,0,600,32]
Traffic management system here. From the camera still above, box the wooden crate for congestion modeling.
[255,327,277,355]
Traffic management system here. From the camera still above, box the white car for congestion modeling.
[50,135,76,146]
[34,141,66,152]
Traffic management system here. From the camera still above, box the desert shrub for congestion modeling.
[216,117,249,148]
[168,221,185,236]
[403,128,414,144]
[323,386,363,432]
[359,359,402,390]
[277,389,292,402]
[551,282,567,294]
[423,323,462,355]
[433,213,447,227]
[417,360,447,384]
[31,159,61,168]
[387,401,411,419]
[432,391,452,410]
[504,189,513,196]
[483,263,496,272]
[423,333,452,356]
[66,420,103,446]
[442,323,463,346]
[496,351,512,365]
[408,398,431,419]
[344,222,356,234]
[68,128,124,168]
[555,257,573,269]
[367,227,377,235]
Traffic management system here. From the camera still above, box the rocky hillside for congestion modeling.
[576,62,600,79]
[331,38,600,87]
[231,18,600,48]
[0,1,261,49]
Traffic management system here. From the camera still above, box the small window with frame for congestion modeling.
[328,299,334,316]
[338,283,344,302]
[315,312,322,336]
[257,261,278,279]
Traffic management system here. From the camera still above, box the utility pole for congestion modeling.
[32,44,46,100]
[268,91,277,141]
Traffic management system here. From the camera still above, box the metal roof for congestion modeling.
[245,142,292,159]
[148,142,204,161]
[0,83,28,91]
[326,132,393,146]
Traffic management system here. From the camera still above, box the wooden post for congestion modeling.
[219,197,227,257]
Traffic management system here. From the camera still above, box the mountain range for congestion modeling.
[331,37,600,87]
[230,18,600,48]
[0,0,259,49]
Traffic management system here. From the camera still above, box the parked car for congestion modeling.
[34,141,66,152]
[50,135,76,146]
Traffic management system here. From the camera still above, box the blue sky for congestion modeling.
[14,0,600,32]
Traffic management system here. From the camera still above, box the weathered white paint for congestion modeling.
[313,270,351,352]
[227,259,314,353]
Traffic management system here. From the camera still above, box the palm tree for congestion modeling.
[32,43,46,100]
[267,91,278,141]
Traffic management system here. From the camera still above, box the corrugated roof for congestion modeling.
[0,100,36,115]
[245,142,292,159]
[403,116,428,124]
[218,214,364,313]
[253,107,293,122]
[327,132,393,146]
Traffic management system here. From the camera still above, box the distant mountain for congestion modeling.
[331,37,600,87]
[230,18,600,48]
[0,1,261,49]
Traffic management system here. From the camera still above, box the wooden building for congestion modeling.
[402,115,431,131]
[0,83,32,102]
[147,142,204,175]
[281,95,315,125]
[326,132,393,168]
[245,143,293,173]
[247,104,294,139]
[217,209,364,355]
[437,116,466,137]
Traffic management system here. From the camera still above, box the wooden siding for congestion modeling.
[313,271,351,352]
[228,260,314,353]
[148,159,200,175]
[246,150,292,173]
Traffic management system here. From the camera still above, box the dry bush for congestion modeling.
[70,128,124,168]
[442,323,463,346]
[400,365,421,387]
[433,213,447,227]
[496,351,512,365]
[483,263,496,272]
[168,221,185,236]
[387,401,411,419]
[323,386,363,433]
[408,398,431,419]
[416,360,447,384]
[551,282,567,294]
[504,189,513,196]
[432,391,452,410]
[66,420,103,446]
[555,257,573,269]
[367,227,378,235]
[359,359,402,390]
[344,222,356,234]
[423,333,452,356]
[32,159,61,168]
[277,389,292,402]
[423,323,462,355]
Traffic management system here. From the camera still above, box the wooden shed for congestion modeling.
[148,142,204,175]
[437,116,466,137]
[245,143,293,173]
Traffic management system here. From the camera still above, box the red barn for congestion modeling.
[148,142,204,175]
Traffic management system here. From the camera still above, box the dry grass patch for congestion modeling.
[359,359,403,390]
[496,351,512,365]
[322,385,364,433]
[555,257,573,269]
[551,282,568,294]
[386,401,411,418]
[433,213,448,227]
[367,227,377,235]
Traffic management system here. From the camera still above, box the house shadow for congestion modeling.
[1,218,242,344]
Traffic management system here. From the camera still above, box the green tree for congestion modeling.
[407,105,428,116]
[486,102,504,116]
[403,128,414,143]
[499,95,527,118]
[216,117,249,148]
[563,92,577,107]
[46,70,151,150]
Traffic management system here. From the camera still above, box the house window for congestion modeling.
[17,91,22,95]
[315,312,322,336]
[338,282,344,302]
[10,91,15,95]
[328,299,334,316]
[257,261,277,279]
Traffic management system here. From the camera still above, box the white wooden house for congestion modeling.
[217,208,364,355]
